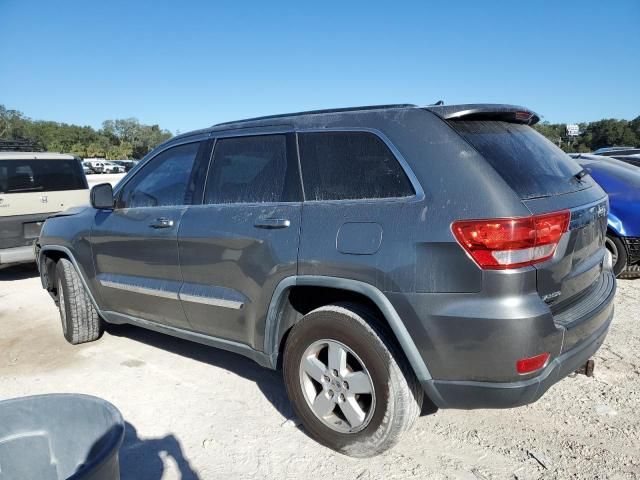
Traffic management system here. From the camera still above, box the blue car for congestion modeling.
[570,153,640,277]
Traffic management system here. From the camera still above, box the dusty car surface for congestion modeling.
[37,104,616,457]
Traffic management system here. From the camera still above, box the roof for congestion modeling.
[165,103,541,144]
[0,152,76,160]
[212,104,417,129]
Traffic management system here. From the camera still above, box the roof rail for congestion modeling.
[212,104,417,128]
[0,139,45,152]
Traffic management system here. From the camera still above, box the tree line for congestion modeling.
[0,104,173,160]
[1,104,638,158]
[534,116,640,153]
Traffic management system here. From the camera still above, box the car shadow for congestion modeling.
[0,263,39,281]
[105,322,436,427]
[120,421,199,480]
[104,323,296,423]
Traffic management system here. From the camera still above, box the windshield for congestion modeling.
[0,159,87,194]
[450,120,593,199]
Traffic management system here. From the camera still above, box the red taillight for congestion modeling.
[451,210,570,269]
[516,352,550,374]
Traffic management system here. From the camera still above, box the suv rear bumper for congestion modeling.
[387,267,616,409]
[425,303,613,409]
[0,245,35,266]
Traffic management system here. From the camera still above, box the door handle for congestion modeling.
[254,218,291,229]
[149,217,174,229]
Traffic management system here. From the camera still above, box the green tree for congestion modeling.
[0,104,173,159]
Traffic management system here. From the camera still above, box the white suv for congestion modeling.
[0,152,89,267]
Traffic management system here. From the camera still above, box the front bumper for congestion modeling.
[622,236,640,265]
[0,245,36,266]
[425,305,613,409]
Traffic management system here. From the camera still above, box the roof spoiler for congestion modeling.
[425,104,540,125]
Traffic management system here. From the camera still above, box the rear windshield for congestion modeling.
[0,159,87,194]
[451,120,592,199]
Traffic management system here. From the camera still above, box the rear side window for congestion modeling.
[118,142,200,208]
[451,121,591,199]
[204,134,300,204]
[298,132,415,201]
[0,159,86,194]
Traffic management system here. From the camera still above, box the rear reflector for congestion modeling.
[516,352,550,374]
[451,210,570,269]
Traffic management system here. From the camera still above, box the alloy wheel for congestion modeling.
[298,339,375,434]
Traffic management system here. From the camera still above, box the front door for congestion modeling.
[178,132,302,348]
[91,140,206,329]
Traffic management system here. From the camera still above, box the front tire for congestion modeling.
[283,303,423,457]
[56,258,102,344]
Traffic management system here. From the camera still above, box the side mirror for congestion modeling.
[90,183,114,209]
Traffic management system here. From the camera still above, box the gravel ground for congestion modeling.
[0,266,638,479]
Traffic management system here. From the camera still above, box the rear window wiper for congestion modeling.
[573,169,589,181]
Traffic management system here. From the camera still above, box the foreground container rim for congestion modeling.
[0,393,125,480]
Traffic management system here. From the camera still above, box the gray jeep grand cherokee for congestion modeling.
[37,104,615,457]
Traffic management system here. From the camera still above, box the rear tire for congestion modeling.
[55,258,102,344]
[283,303,423,457]
[606,234,627,277]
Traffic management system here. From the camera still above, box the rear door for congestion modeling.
[177,131,302,348]
[0,157,88,249]
[450,120,608,307]
[91,140,206,328]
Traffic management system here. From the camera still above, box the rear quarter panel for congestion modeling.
[295,108,531,294]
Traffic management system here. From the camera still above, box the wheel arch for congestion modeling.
[607,213,626,237]
[264,276,433,386]
[38,245,102,312]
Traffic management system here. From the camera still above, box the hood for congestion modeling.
[48,205,91,219]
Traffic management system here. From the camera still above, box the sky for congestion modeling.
[1,0,638,134]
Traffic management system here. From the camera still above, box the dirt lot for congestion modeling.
[0,266,638,480]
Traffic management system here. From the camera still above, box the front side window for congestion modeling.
[204,134,299,204]
[118,142,200,208]
[298,132,415,201]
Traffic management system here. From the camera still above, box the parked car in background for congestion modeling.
[37,104,615,456]
[611,154,640,168]
[592,147,640,168]
[102,162,125,174]
[570,153,640,277]
[111,160,137,172]
[1,152,89,267]
[593,146,640,157]
[82,163,92,175]
[85,160,108,173]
